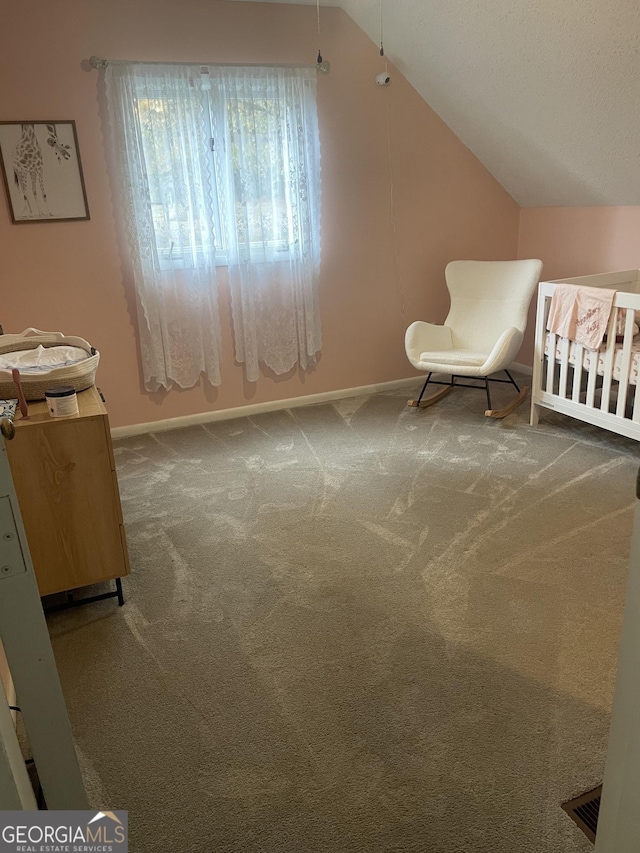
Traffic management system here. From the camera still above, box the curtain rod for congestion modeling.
[88,56,323,72]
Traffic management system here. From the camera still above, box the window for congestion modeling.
[105,62,322,389]
[134,66,319,267]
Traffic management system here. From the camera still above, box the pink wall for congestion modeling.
[517,207,640,363]
[0,0,519,428]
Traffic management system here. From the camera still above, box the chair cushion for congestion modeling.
[418,349,488,367]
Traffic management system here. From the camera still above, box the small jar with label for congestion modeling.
[45,385,79,418]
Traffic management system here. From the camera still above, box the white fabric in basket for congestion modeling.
[0,345,89,375]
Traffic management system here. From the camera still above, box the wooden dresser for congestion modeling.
[5,387,129,598]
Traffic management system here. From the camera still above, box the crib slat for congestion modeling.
[558,336,570,399]
[572,343,584,402]
[616,307,636,417]
[586,348,598,408]
[546,332,557,394]
[600,307,618,412]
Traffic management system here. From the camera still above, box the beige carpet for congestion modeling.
[47,379,637,852]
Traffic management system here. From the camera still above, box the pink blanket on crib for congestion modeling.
[547,284,615,350]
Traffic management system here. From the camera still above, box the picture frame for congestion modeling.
[0,121,90,223]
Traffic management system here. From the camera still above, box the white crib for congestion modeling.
[530,269,640,441]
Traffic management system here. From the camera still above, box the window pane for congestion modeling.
[135,93,221,265]
[226,95,289,251]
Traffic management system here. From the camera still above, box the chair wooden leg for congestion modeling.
[485,386,530,419]
[407,386,453,408]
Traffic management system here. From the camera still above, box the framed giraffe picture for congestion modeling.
[0,120,90,223]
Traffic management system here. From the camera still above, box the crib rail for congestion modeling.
[530,280,640,441]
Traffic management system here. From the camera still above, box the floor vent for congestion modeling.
[562,785,602,844]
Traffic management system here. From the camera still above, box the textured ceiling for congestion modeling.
[228,0,640,207]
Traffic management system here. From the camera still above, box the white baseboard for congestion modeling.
[111,376,420,439]
[111,362,534,439]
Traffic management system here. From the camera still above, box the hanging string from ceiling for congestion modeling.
[376,0,403,320]
[375,0,391,86]
[316,0,331,74]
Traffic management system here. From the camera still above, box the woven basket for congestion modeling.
[0,328,100,401]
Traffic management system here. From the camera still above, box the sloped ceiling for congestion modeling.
[228,0,640,207]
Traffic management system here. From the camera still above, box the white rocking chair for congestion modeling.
[405,259,543,418]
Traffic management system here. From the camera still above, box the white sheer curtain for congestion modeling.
[105,63,222,391]
[210,66,322,382]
